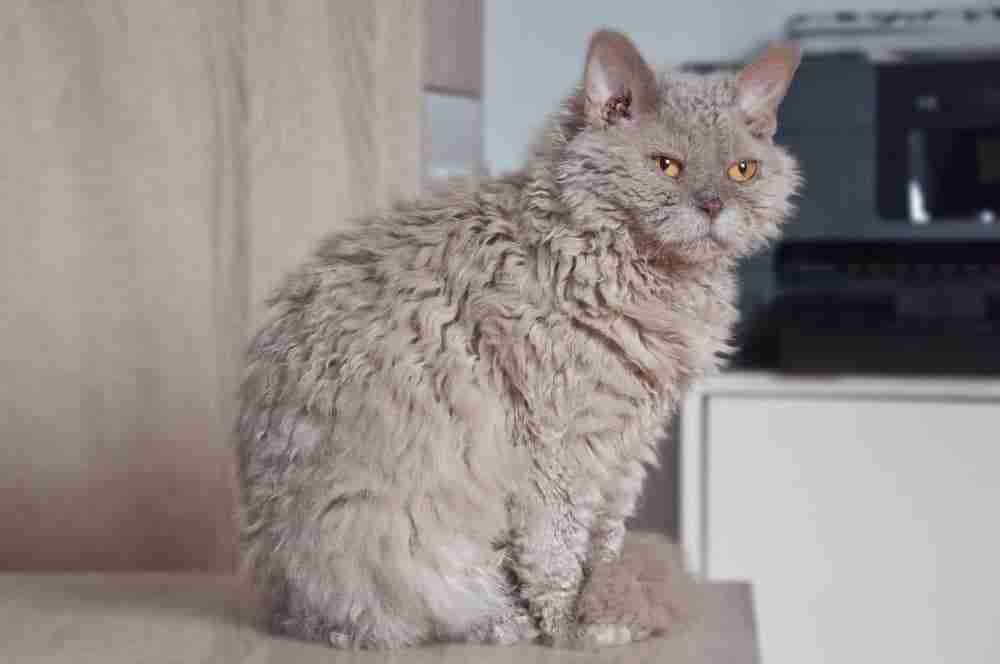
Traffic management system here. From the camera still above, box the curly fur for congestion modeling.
[574,531,700,647]
[235,30,800,649]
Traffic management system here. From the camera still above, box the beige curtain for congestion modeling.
[0,0,423,571]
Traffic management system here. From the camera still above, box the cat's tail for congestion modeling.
[574,530,702,646]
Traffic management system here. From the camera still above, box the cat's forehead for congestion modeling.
[653,70,738,130]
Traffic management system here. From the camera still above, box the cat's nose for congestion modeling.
[698,197,724,219]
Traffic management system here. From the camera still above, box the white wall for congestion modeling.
[484,0,980,174]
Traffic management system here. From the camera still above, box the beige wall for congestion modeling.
[0,0,425,571]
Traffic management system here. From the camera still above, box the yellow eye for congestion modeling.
[655,156,683,178]
[727,159,759,182]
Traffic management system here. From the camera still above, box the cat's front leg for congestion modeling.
[589,460,645,563]
[570,463,647,648]
[508,488,593,647]
[590,516,626,563]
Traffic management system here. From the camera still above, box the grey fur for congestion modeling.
[235,30,800,649]
[574,531,700,647]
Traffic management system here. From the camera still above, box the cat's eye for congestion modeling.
[654,156,683,178]
[727,159,759,182]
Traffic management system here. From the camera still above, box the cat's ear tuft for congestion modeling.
[582,30,657,128]
[735,42,801,139]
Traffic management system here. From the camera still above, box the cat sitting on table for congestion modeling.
[236,28,800,649]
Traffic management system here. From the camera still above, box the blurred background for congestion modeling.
[2,1,998,662]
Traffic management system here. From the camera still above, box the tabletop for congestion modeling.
[0,574,758,664]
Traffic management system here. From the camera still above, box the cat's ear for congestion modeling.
[582,30,657,128]
[735,42,800,139]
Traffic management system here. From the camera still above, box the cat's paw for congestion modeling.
[468,609,540,645]
[536,603,580,649]
[327,630,352,649]
[543,624,633,650]
[574,624,633,649]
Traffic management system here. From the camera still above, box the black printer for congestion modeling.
[730,38,1000,375]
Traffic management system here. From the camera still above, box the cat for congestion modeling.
[235,29,800,650]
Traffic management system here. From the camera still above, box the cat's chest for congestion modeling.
[498,288,727,437]
[477,236,736,444]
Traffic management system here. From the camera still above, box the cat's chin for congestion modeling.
[676,229,736,253]
[660,226,760,264]
[645,236,733,268]
[626,211,753,264]
[707,229,736,252]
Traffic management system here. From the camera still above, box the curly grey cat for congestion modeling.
[236,29,801,649]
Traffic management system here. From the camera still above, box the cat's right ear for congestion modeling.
[582,30,657,129]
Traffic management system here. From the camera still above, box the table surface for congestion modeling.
[0,574,757,664]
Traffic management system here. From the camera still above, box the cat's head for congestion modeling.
[557,30,802,263]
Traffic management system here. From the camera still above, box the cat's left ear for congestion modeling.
[736,43,801,139]
[582,30,657,128]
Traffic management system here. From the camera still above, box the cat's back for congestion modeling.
[243,175,526,404]
[237,175,535,487]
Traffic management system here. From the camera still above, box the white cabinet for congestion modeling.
[681,373,1000,664]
